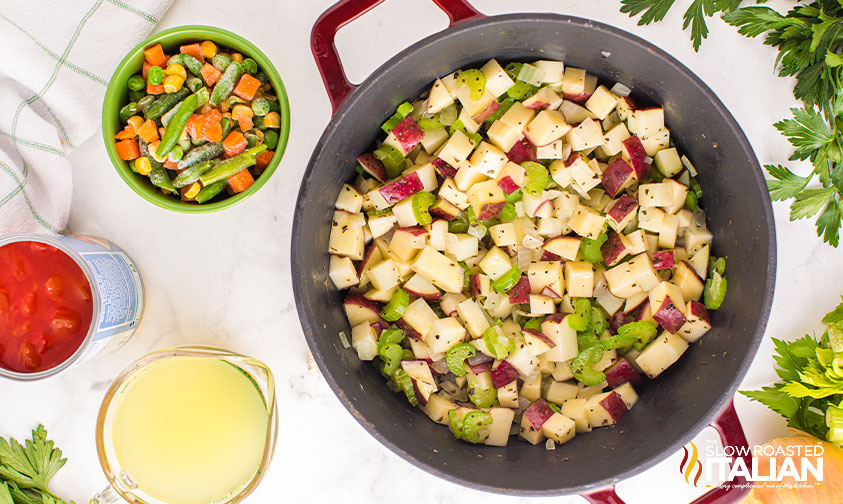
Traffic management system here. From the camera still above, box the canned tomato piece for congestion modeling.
[0,234,144,380]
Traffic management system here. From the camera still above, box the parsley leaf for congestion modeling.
[816,198,842,247]
[620,0,677,25]
[790,187,835,220]
[0,426,73,504]
[765,164,809,201]
[821,296,843,324]
[773,107,834,164]
[620,0,746,51]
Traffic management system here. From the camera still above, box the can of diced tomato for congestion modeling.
[0,234,144,380]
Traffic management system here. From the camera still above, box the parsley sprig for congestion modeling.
[0,426,74,504]
[619,1,843,246]
[741,297,843,445]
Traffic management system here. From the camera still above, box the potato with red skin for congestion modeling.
[605,359,642,388]
[391,116,425,153]
[378,172,424,205]
[357,153,387,182]
[522,328,556,348]
[621,136,652,179]
[467,180,506,220]
[609,311,633,333]
[563,92,591,104]
[506,138,537,164]
[491,360,520,388]
[472,100,500,123]
[600,231,629,266]
[343,294,383,327]
[508,276,531,304]
[652,250,675,270]
[606,194,638,230]
[429,199,460,220]
[599,391,630,423]
[432,158,457,178]
[601,158,635,197]
[497,176,520,195]
[653,298,686,334]
[524,398,555,428]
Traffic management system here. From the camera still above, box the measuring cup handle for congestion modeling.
[90,485,123,504]
[311,0,483,114]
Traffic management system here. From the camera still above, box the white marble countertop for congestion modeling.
[1,0,837,502]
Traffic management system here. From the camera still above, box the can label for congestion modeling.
[53,235,144,362]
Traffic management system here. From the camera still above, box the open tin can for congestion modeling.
[0,234,144,381]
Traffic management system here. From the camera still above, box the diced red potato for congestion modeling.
[469,273,490,298]
[432,157,458,178]
[467,180,506,220]
[543,236,581,262]
[524,398,555,429]
[605,359,642,388]
[343,294,383,327]
[601,157,635,197]
[420,394,457,425]
[541,314,579,362]
[485,407,516,447]
[635,331,689,378]
[600,231,630,266]
[606,194,638,232]
[507,275,531,304]
[621,136,652,180]
[378,172,424,205]
[403,273,442,301]
[649,281,686,333]
[497,176,520,195]
[490,359,520,389]
[506,138,538,165]
[561,398,592,433]
[424,316,466,353]
[351,322,379,360]
[673,260,705,302]
[471,99,500,123]
[523,328,556,356]
[541,412,576,445]
[390,116,425,153]
[677,300,712,343]
[439,292,466,317]
[585,391,629,427]
[329,255,359,290]
[357,153,387,182]
[429,199,460,220]
[652,250,675,270]
[412,246,465,294]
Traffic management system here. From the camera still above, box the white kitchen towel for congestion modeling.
[0,0,173,234]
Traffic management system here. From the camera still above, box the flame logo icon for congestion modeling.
[679,441,703,486]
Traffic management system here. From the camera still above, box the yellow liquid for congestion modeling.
[111,356,269,504]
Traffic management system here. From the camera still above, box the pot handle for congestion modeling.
[581,399,752,504]
[311,0,484,114]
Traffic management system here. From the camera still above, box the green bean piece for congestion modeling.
[172,160,215,188]
[127,74,145,91]
[145,88,190,120]
[138,95,155,117]
[220,117,233,140]
[185,76,203,93]
[156,92,200,158]
[119,102,138,123]
[263,130,279,150]
[167,145,184,162]
[177,130,191,152]
[147,66,164,85]
[166,54,184,66]
[211,53,232,71]
[139,140,165,171]
[148,166,175,192]
[161,100,184,128]
[251,97,270,116]
[241,57,258,75]
[129,89,144,103]
[227,95,247,108]
[199,144,267,185]
[194,180,227,204]
[210,61,243,106]
[254,71,269,85]
[176,142,224,170]
[180,53,203,76]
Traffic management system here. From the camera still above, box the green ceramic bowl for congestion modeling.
[102,25,290,213]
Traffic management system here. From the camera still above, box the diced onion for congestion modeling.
[338,331,350,349]
[545,439,556,450]
[681,154,698,176]
[610,82,632,97]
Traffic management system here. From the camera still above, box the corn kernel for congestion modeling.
[231,104,253,120]
[255,129,264,142]
[127,115,144,133]
[135,156,152,175]
[231,52,243,63]
[184,181,202,199]
[148,141,166,163]
[200,40,217,59]
[164,63,186,80]
[163,74,184,93]
[263,111,281,128]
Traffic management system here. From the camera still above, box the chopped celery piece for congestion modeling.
[704,271,727,310]
[418,117,442,130]
[377,328,405,354]
[393,369,419,406]
[499,202,517,222]
[381,101,414,133]
[548,402,562,414]
[381,289,410,322]
[485,97,515,124]
[571,346,606,386]
[450,120,482,144]
[685,190,699,210]
[690,178,703,198]
[491,266,521,293]
[460,261,470,292]
[448,410,464,439]
[412,191,435,226]
[466,206,477,222]
[578,330,600,351]
[523,317,543,331]
[591,307,609,336]
[828,322,843,353]
[507,80,537,100]
[517,63,545,86]
[581,232,608,263]
[505,189,523,203]
[504,62,522,80]
[621,321,658,351]
[469,386,497,409]
[367,208,393,218]
[457,69,486,100]
[379,343,404,376]
[468,222,487,239]
[461,411,493,443]
[449,212,469,233]
[522,161,549,195]
[373,144,405,179]
[446,343,476,376]
[827,402,843,445]
[483,327,514,359]
[568,298,592,332]
[709,257,726,276]
[438,103,458,126]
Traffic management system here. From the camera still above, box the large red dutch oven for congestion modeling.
[292,1,776,501]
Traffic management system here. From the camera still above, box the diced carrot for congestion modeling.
[227,168,254,193]
[255,150,274,169]
[147,80,164,95]
[114,126,136,140]
[127,115,145,133]
[238,116,253,132]
[115,139,140,161]
[136,119,159,143]
[163,158,178,170]
[232,74,261,101]
[222,131,248,157]
[179,43,205,63]
[143,61,151,79]
[143,44,167,66]
[204,122,223,143]
[200,63,222,86]
[202,109,222,125]
[185,114,201,139]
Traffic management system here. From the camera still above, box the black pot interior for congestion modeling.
[293,14,775,495]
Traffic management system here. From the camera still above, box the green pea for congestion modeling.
[129,89,144,103]
[119,102,138,123]
[245,132,259,148]
[242,58,258,75]
[147,66,164,85]
[212,53,232,71]
[253,116,265,130]
[127,74,145,91]
[263,130,279,150]
[251,97,270,116]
